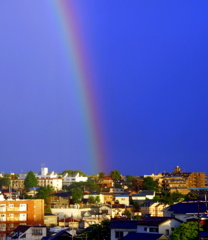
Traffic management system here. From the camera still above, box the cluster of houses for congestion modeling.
[2,195,208,240]
[0,166,208,239]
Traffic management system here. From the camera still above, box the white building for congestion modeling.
[62,172,88,186]
[12,168,62,191]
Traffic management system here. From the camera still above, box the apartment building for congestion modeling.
[0,193,44,239]
[62,172,88,187]
[11,168,62,191]
[158,166,207,194]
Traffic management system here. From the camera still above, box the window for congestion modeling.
[0,204,6,212]
[0,224,6,231]
[32,228,43,236]
[19,204,27,210]
[19,213,27,221]
[144,227,147,231]
[8,214,14,218]
[149,228,158,232]
[115,231,123,239]
[9,204,14,208]
[0,214,6,221]
[171,227,174,232]
[166,229,170,235]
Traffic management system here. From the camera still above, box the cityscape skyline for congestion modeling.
[1,1,208,175]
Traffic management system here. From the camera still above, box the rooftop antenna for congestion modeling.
[41,163,45,167]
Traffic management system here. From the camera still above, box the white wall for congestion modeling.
[110,229,136,240]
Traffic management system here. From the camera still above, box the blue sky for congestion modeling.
[0,1,208,176]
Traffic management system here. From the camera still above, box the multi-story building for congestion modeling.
[11,168,62,191]
[62,172,88,187]
[159,166,207,194]
[0,193,44,239]
[162,175,189,194]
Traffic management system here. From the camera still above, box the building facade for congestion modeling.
[0,194,44,239]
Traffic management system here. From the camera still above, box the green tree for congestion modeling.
[24,171,38,190]
[185,192,199,200]
[123,209,131,218]
[88,196,96,204]
[170,222,202,240]
[71,187,83,203]
[95,196,100,203]
[0,176,11,188]
[80,220,110,240]
[36,186,54,213]
[64,180,101,193]
[98,172,106,179]
[143,177,158,191]
[36,186,54,204]
[110,170,121,181]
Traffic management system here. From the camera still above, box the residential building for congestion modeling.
[140,202,168,217]
[11,168,62,191]
[120,232,168,240]
[114,195,129,206]
[0,193,44,238]
[44,213,58,227]
[62,172,88,187]
[7,225,46,240]
[159,166,207,193]
[136,217,182,238]
[109,187,125,194]
[109,220,138,240]
[163,201,207,222]
[98,176,114,189]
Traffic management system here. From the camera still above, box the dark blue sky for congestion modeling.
[1,1,208,176]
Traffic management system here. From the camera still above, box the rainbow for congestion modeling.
[49,1,110,174]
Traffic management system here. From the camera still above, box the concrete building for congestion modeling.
[0,193,44,239]
[11,168,62,191]
[62,172,88,187]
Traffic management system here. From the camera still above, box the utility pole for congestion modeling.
[198,201,200,240]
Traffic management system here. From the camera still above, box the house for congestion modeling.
[44,213,58,227]
[140,201,168,217]
[109,220,138,240]
[132,191,155,201]
[59,217,79,228]
[163,201,207,222]
[136,217,182,238]
[62,172,88,187]
[7,225,46,240]
[98,176,114,189]
[119,232,168,240]
[102,192,115,204]
[50,192,71,209]
[111,204,133,219]
[110,187,125,194]
[83,192,104,204]
[115,194,129,206]
[42,229,75,240]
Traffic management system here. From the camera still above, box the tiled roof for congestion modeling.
[109,220,138,229]
[166,202,207,214]
[119,232,165,240]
